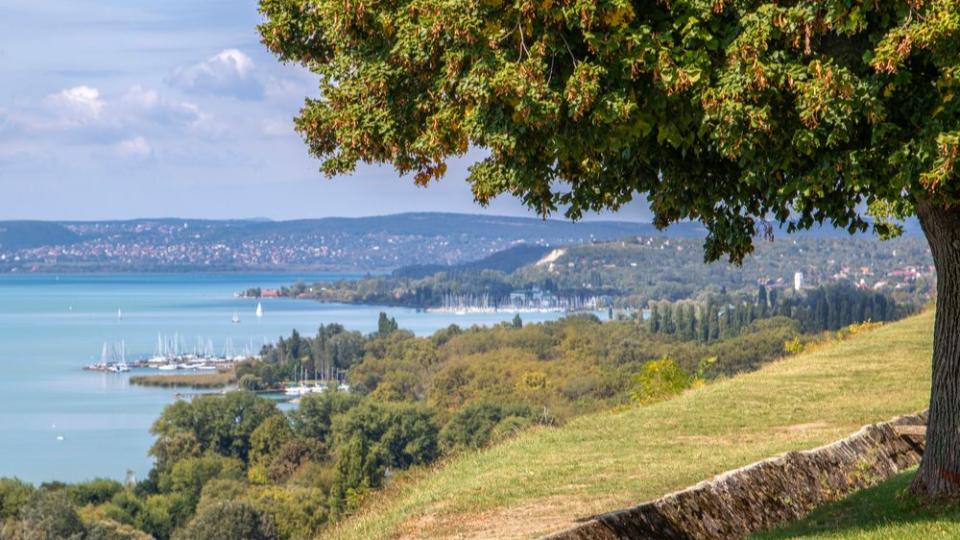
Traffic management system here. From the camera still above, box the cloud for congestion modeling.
[168,49,265,100]
[44,86,105,124]
[6,85,209,140]
[119,85,209,130]
[114,136,153,159]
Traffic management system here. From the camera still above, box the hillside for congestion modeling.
[391,244,553,279]
[0,221,79,251]
[0,213,926,274]
[0,213,704,273]
[330,311,934,539]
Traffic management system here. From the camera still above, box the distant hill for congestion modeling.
[0,212,922,273]
[0,213,705,273]
[72,213,707,242]
[391,244,553,278]
[0,221,80,251]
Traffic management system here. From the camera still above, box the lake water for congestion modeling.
[0,273,575,483]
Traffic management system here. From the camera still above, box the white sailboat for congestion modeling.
[255,302,263,318]
[119,340,130,372]
[110,341,130,372]
[117,308,123,320]
[89,342,109,371]
[232,312,241,324]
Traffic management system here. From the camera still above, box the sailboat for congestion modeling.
[117,308,123,320]
[116,340,130,372]
[109,341,130,373]
[232,312,241,324]
[84,342,110,371]
[255,302,263,318]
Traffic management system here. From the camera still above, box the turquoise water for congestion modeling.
[0,273,574,484]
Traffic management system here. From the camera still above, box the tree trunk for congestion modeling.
[911,199,960,498]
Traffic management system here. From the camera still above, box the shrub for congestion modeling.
[195,479,247,514]
[488,415,535,444]
[630,358,693,405]
[439,402,537,451]
[173,501,276,540]
[136,492,192,540]
[246,486,327,540]
[250,416,295,466]
[67,478,123,506]
[239,374,264,391]
[559,375,600,401]
[16,490,85,540]
[0,478,34,520]
[289,391,361,444]
[158,455,245,511]
[85,519,153,540]
[267,439,321,483]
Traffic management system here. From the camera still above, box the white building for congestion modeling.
[794,272,804,291]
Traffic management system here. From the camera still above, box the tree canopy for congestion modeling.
[259,0,959,262]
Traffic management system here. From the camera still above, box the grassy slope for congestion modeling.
[331,311,934,540]
[754,468,960,540]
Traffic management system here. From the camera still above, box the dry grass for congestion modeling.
[129,369,235,388]
[328,310,934,540]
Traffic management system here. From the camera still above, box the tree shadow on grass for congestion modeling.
[754,469,960,539]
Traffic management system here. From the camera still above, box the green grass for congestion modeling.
[754,469,960,539]
[329,311,935,540]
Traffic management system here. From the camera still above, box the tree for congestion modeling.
[260,0,960,498]
[648,304,660,334]
[757,285,768,317]
[661,303,675,336]
[174,501,276,540]
[0,479,34,521]
[376,313,398,337]
[707,303,721,343]
[158,455,244,511]
[250,415,295,467]
[331,402,439,471]
[439,402,536,451]
[15,490,85,540]
[512,314,523,329]
[150,392,280,467]
[290,391,361,445]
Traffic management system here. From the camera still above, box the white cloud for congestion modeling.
[168,49,264,100]
[7,84,210,139]
[115,136,152,159]
[119,85,209,130]
[44,86,105,123]
[120,85,162,109]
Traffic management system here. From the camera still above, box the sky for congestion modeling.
[0,0,653,222]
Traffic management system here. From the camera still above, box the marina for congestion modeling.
[83,333,258,373]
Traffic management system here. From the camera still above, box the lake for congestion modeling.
[0,273,576,483]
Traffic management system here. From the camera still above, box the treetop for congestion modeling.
[259,0,960,261]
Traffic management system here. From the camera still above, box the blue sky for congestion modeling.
[0,0,652,221]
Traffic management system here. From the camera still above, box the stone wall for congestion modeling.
[543,412,927,540]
